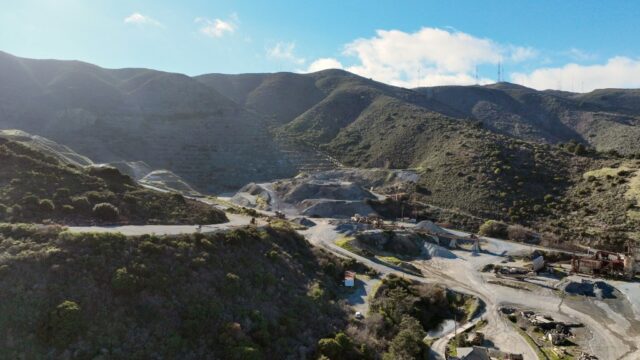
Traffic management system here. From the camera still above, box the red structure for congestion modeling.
[571,251,625,276]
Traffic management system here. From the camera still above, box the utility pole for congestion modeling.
[454,312,458,346]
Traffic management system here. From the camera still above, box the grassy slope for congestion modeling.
[0,224,353,359]
[545,159,640,250]
[420,84,640,155]
[0,138,227,225]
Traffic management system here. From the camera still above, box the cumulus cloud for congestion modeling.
[267,42,305,65]
[511,56,640,92]
[124,13,163,27]
[304,57,344,72]
[196,17,236,38]
[323,27,534,87]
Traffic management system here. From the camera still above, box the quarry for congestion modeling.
[223,172,640,360]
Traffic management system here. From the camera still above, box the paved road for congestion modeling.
[67,213,257,236]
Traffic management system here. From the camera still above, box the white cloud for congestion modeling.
[267,42,305,65]
[566,48,597,62]
[324,27,534,87]
[511,56,640,92]
[124,13,163,27]
[196,17,236,38]
[304,57,344,72]
[509,46,538,62]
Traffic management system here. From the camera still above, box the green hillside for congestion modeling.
[0,224,350,359]
[0,221,484,359]
[0,138,227,225]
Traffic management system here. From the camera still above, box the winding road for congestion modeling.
[67,200,640,360]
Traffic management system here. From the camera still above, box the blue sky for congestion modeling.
[1,0,640,91]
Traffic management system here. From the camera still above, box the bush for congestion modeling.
[111,267,139,294]
[71,196,92,213]
[40,300,83,347]
[54,188,71,203]
[507,225,530,242]
[478,220,508,238]
[317,332,354,359]
[38,199,55,212]
[92,202,119,222]
[20,194,40,208]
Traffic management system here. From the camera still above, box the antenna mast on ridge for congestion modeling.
[475,65,479,85]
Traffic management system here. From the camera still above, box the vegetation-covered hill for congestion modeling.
[417,84,640,156]
[0,224,353,359]
[0,222,482,360]
[0,138,227,225]
[1,51,639,249]
[199,70,640,156]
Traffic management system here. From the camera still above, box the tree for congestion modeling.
[317,337,342,359]
[92,202,119,222]
[40,300,83,347]
[383,315,427,360]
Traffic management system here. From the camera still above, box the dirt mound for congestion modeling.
[422,242,457,259]
[140,170,201,196]
[300,199,375,218]
[564,280,617,299]
[415,220,450,235]
[282,181,375,203]
[106,161,153,180]
[356,230,424,257]
[291,217,316,227]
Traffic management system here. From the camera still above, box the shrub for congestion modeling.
[54,188,71,203]
[38,199,55,212]
[111,267,139,294]
[20,194,40,208]
[40,300,83,347]
[62,205,75,213]
[92,202,119,222]
[71,196,92,213]
[507,225,530,242]
[478,220,508,238]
